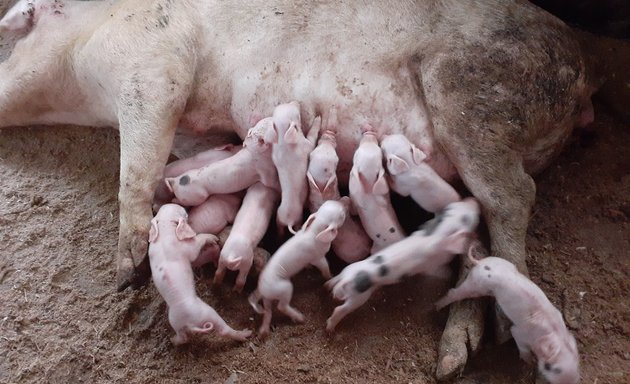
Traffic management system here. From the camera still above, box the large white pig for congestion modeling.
[0,0,594,377]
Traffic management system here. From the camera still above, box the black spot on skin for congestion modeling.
[544,362,552,371]
[376,233,381,238]
[378,265,389,277]
[389,227,395,233]
[487,274,492,278]
[461,215,471,226]
[353,271,373,293]
[553,368,562,374]
[324,168,329,173]
[419,210,446,235]
[372,255,384,264]
[179,175,190,186]
[484,265,491,271]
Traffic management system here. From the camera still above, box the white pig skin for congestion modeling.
[381,134,461,212]
[325,198,480,331]
[148,204,251,344]
[248,199,348,337]
[435,250,580,384]
[187,193,242,235]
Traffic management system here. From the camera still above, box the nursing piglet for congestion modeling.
[435,250,580,384]
[214,182,280,292]
[381,134,460,212]
[266,102,320,231]
[248,199,348,337]
[307,128,371,263]
[349,130,404,252]
[166,118,278,206]
[188,193,242,235]
[325,198,480,331]
[148,204,251,344]
[154,144,240,208]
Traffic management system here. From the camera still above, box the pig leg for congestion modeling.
[311,256,332,280]
[274,280,305,323]
[326,288,374,332]
[259,299,274,338]
[511,326,534,363]
[234,258,254,292]
[116,72,193,291]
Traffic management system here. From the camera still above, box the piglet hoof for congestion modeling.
[435,299,486,381]
[258,326,270,339]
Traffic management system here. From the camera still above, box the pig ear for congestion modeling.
[283,122,300,144]
[316,225,338,243]
[411,146,427,165]
[149,218,159,243]
[0,1,35,34]
[307,172,321,193]
[322,174,338,197]
[302,213,317,231]
[443,230,470,254]
[175,218,197,241]
[264,123,278,144]
[372,169,389,195]
[164,178,175,193]
[387,154,410,175]
[533,334,562,362]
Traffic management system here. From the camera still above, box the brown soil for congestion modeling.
[1,26,629,384]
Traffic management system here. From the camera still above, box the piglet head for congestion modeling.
[149,203,196,242]
[303,199,347,242]
[265,101,302,144]
[419,197,480,237]
[535,333,580,384]
[244,117,274,154]
[381,134,427,175]
[352,132,388,195]
[164,173,207,207]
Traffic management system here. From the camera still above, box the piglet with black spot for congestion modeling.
[148,204,251,344]
[165,117,279,206]
[325,198,480,331]
[436,248,579,384]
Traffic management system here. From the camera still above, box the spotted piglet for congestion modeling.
[435,247,580,384]
[325,198,480,331]
[248,199,348,337]
[307,126,371,263]
[148,204,251,344]
[153,144,240,209]
[381,134,460,212]
[165,118,278,206]
[214,182,280,291]
[266,101,320,231]
[349,130,405,252]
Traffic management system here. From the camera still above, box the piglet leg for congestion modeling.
[326,288,374,332]
[310,256,332,280]
[259,299,274,338]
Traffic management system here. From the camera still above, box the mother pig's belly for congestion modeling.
[226,63,459,186]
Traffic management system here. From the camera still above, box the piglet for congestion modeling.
[166,118,278,206]
[154,144,240,208]
[307,126,372,263]
[266,101,320,231]
[214,182,280,292]
[349,130,405,252]
[188,193,243,235]
[381,134,460,212]
[148,204,251,344]
[435,247,580,384]
[325,198,480,331]
[248,198,348,337]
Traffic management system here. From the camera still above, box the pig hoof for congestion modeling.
[435,300,486,381]
[116,257,136,292]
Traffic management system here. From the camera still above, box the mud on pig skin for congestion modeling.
[148,204,251,344]
[0,0,594,376]
[248,199,348,337]
[325,198,480,332]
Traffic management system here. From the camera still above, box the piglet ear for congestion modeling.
[283,122,300,144]
[164,178,175,193]
[0,0,35,35]
[149,218,159,243]
[316,225,338,243]
[322,174,338,198]
[443,230,470,254]
[307,172,321,193]
[264,123,279,144]
[175,218,197,241]
[533,334,562,362]
[411,146,427,165]
[387,154,410,175]
[302,213,317,231]
[372,169,389,195]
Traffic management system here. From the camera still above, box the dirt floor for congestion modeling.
[0,98,628,384]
